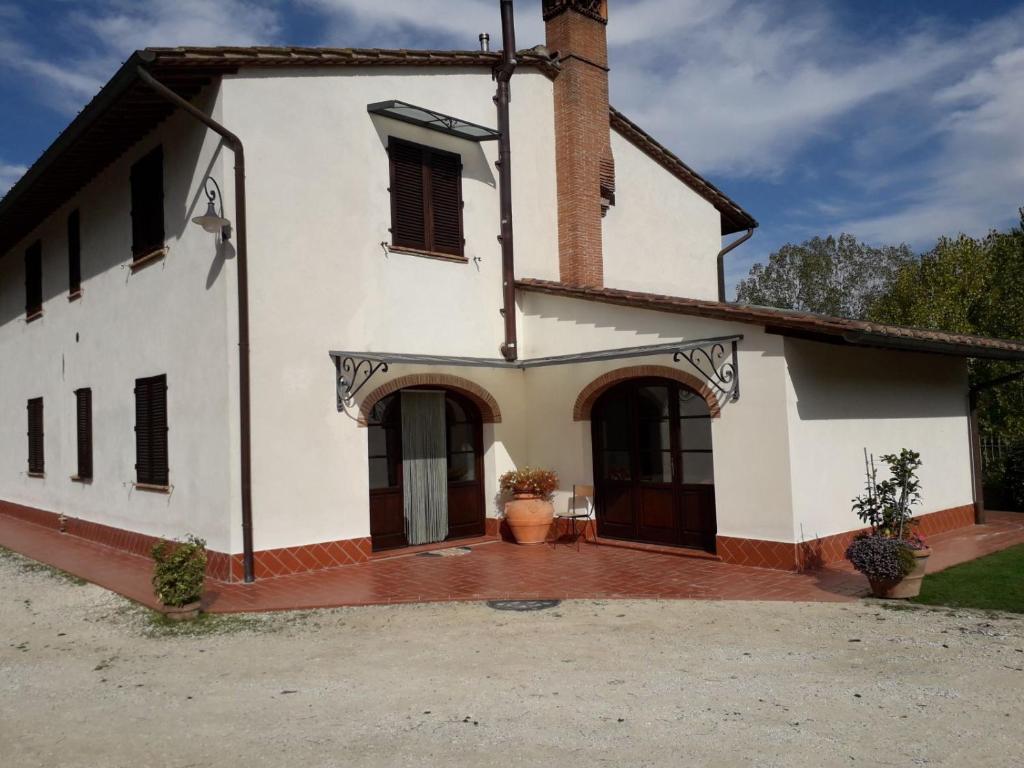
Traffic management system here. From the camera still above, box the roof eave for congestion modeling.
[0,51,147,225]
[516,278,1024,362]
[608,107,757,235]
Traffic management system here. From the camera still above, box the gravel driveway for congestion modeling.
[2,548,1023,767]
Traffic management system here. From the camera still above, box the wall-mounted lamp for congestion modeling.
[192,177,232,241]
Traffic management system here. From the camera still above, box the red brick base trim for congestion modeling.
[718,504,977,572]
[227,537,371,581]
[0,500,371,583]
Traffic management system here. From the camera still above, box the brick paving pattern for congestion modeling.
[1,510,1022,614]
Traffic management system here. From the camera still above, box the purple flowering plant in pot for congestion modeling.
[845,449,931,599]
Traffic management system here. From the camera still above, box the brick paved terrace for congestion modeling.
[1,510,1022,613]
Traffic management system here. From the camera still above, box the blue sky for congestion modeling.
[2,0,1023,295]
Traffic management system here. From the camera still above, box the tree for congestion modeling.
[869,213,1024,441]
[735,234,914,319]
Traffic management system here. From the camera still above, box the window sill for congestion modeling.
[25,308,43,323]
[387,244,467,263]
[70,475,92,484]
[133,482,171,494]
[129,246,168,272]
[68,288,83,302]
[27,472,45,479]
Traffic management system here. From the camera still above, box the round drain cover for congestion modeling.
[486,600,561,612]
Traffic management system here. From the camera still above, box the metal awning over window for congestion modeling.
[330,336,742,413]
[367,100,500,141]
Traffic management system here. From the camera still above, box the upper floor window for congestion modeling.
[68,209,81,296]
[27,397,44,476]
[24,240,42,319]
[130,146,164,260]
[134,374,168,487]
[388,138,464,258]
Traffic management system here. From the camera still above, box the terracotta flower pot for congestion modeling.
[160,600,201,621]
[504,493,554,545]
[869,548,931,599]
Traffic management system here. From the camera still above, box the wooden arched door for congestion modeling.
[367,389,486,551]
[591,378,717,551]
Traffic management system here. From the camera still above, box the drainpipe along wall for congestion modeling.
[717,227,754,302]
[136,66,256,583]
[495,0,518,362]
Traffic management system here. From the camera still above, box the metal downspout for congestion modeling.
[717,228,754,302]
[136,66,256,583]
[495,0,518,361]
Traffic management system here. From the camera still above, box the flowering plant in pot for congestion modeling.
[499,467,558,545]
[845,449,931,598]
[152,534,207,620]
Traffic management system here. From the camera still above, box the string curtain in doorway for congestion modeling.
[401,390,448,545]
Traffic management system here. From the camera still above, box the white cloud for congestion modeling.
[3,0,1022,254]
[71,0,281,51]
[0,0,282,114]
[0,162,28,195]
[837,47,1024,244]
[298,0,544,49]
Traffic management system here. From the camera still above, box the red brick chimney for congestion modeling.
[544,0,614,287]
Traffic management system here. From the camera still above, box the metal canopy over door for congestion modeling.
[591,378,717,551]
[367,388,486,551]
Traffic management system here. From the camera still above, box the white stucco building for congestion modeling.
[2,1,1022,581]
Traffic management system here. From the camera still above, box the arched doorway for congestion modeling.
[591,378,717,551]
[367,388,486,551]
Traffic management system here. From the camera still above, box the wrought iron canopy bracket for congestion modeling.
[329,334,742,410]
[332,354,390,412]
[673,339,740,402]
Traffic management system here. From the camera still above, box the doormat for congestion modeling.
[486,600,561,612]
[416,547,473,558]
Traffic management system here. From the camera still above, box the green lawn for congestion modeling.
[912,544,1024,614]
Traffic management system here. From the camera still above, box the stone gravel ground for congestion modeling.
[2,547,1023,768]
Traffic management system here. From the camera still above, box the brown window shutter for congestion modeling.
[134,379,151,482]
[75,388,93,480]
[130,146,165,257]
[134,374,168,485]
[428,150,464,256]
[25,240,42,315]
[27,398,44,475]
[68,210,81,293]
[388,140,426,250]
[150,376,169,486]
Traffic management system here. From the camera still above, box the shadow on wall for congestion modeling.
[786,338,968,421]
[0,89,228,329]
[369,114,496,188]
[518,294,795,363]
[519,293,698,343]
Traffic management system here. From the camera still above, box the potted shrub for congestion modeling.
[151,534,207,620]
[845,449,932,598]
[499,467,558,545]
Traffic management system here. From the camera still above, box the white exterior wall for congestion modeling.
[220,67,559,550]
[601,129,722,300]
[0,91,237,552]
[518,292,795,542]
[783,339,973,543]
[0,63,980,558]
